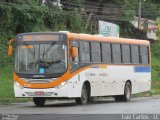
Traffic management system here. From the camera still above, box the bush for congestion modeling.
[0,1,85,67]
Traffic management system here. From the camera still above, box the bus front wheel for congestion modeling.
[115,82,131,102]
[75,84,89,105]
[33,97,45,107]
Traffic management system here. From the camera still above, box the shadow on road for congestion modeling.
[30,98,118,108]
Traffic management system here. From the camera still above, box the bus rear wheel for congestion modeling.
[115,82,131,102]
[75,84,89,105]
[33,97,45,107]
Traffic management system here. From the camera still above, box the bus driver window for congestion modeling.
[70,46,79,72]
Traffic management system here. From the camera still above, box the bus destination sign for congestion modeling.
[22,35,59,42]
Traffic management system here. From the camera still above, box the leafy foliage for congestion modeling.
[151,41,160,96]
[0,0,85,67]
[119,0,137,21]
[148,0,160,5]
[0,0,160,102]
[141,1,160,20]
[157,17,160,41]
[65,0,84,4]
[0,0,160,66]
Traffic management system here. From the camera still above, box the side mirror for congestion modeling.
[71,46,77,58]
[8,45,13,57]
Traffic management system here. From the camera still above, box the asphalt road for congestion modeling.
[0,96,160,120]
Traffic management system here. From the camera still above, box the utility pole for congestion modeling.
[138,0,142,29]
[85,12,93,31]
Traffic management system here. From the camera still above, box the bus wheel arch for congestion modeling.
[115,80,132,102]
[75,80,91,105]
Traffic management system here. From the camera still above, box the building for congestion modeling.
[131,17,158,41]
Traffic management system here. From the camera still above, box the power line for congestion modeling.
[0,1,127,17]
[1,1,159,14]
[0,1,159,22]
[61,0,160,9]
[60,0,160,14]
[0,1,80,15]
[61,3,160,18]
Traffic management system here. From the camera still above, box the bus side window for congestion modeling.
[112,44,122,64]
[90,42,101,63]
[122,44,131,64]
[79,41,90,63]
[131,45,140,64]
[140,46,149,64]
[101,43,112,64]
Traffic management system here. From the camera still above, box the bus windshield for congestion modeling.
[15,42,67,77]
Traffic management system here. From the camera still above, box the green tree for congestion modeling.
[0,0,85,67]
[157,17,160,41]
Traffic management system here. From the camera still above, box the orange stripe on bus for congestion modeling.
[13,65,92,89]
[14,64,150,89]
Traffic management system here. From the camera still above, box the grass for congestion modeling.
[150,42,160,96]
[0,64,14,102]
[0,64,30,104]
[151,82,160,95]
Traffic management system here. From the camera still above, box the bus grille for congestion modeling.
[22,78,56,83]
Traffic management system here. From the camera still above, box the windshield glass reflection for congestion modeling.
[15,43,67,75]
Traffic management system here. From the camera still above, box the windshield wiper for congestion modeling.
[41,42,56,61]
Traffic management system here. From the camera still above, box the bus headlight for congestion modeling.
[57,81,68,88]
[14,82,24,89]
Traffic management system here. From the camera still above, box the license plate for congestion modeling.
[35,91,44,96]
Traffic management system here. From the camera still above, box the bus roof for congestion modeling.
[67,33,150,46]
[17,32,66,36]
[16,32,150,46]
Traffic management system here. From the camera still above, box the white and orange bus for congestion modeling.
[8,32,151,106]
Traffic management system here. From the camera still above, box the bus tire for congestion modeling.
[124,82,132,102]
[75,84,89,105]
[33,97,45,107]
[115,82,131,102]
